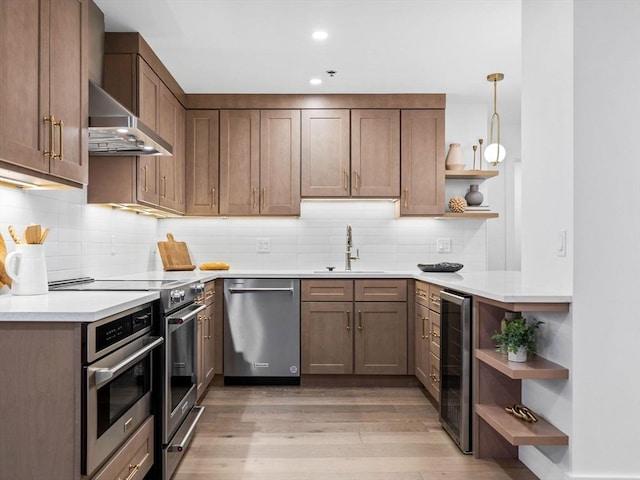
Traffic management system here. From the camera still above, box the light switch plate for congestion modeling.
[437,238,451,253]
[256,237,271,253]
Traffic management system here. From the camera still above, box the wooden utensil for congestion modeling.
[8,225,20,244]
[39,227,50,244]
[157,233,196,271]
[24,224,42,244]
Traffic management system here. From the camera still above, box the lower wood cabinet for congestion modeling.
[196,281,216,400]
[301,279,408,375]
[415,281,441,403]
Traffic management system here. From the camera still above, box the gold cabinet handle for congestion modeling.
[343,169,348,191]
[207,315,212,339]
[421,316,427,339]
[161,176,167,198]
[430,294,440,304]
[211,188,216,208]
[262,187,266,210]
[53,119,64,160]
[346,311,351,331]
[431,331,440,339]
[142,165,148,192]
[252,187,257,209]
[118,463,141,480]
[43,116,55,158]
[357,310,363,331]
[403,188,409,209]
[353,170,359,191]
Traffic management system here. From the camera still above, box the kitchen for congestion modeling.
[0,1,638,480]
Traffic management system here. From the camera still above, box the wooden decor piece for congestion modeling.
[157,233,196,271]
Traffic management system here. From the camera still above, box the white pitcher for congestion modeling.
[5,244,48,295]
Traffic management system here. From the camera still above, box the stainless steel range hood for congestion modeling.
[88,80,173,156]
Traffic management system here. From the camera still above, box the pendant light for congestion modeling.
[484,73,506,166]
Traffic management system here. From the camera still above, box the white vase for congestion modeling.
[508,346,528,362]
[445,143,465,170]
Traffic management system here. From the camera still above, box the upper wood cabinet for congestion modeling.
[91,55,185,214]
[400,110,445,215]
[0,0,88,187]
[185,110,219,215]
[219,109,300,216]
[351,109,400,197]
[301,109,350,197]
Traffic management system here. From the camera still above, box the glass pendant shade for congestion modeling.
[484,143,506,165]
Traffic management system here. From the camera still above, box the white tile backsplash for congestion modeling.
[0,189,488,283]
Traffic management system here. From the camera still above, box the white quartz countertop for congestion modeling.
[0,269,571,322]
[115,269,572,303]
[0,290,159,322]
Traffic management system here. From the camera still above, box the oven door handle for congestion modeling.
[168,304,206,324]
[93,336,164,387]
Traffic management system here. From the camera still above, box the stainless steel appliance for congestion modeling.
[51,277,206,479]
[439,289,473,454]
[223,278,301,385]
[82,302,162,476]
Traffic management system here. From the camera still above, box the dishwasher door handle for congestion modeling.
[228,287,294,294]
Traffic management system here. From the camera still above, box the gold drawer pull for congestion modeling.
[346,311,351,331]
[118,463,141,480]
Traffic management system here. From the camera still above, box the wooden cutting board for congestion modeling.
[157,233,196,271]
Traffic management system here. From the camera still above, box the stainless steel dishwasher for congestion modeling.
[223,278,301,385]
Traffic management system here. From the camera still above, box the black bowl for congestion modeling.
[417,262,463,273]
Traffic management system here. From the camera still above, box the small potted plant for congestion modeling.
[491,317,543,362]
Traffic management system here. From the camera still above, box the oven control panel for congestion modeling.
[88,304,154,361]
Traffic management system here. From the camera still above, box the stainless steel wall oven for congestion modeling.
[82,302,162,476]
[439,289,473,454]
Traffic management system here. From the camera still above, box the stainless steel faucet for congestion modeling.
[345,224,359,271]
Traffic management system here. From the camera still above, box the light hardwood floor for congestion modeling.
[174,386,538,480]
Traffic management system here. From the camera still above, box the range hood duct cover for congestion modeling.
[88,80,173,156]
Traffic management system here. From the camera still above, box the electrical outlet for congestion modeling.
[256,237,271,253]
[437,238,451,253]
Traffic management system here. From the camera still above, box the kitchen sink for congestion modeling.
[312,270,386,274]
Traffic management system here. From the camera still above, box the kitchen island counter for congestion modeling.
[0,290,159,322]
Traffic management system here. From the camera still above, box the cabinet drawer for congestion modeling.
[428,352,440,396]
[428,284,442,313]
[415,281,429,307]
[91,415,154,480]
[429,311,441,358]
[355,279,407,302]
[204,281,215,306]
[301,280,354,301]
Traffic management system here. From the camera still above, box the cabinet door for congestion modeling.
[260,110,301,215]
[197,303,215,400]
[137,156,160,205]
[301,302,353,374]
[400,110,445,215]
[351,109,399,197]
[48,0,88,184]
[158,83,184,213]
[219,110,260,215]
[354,302,407,375]
[415,302,430,387]
[301,109,350,197]
[138,57,160,132]
[186,110,219,215]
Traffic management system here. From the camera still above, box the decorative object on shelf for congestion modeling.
[472,145,478,170]
[448,195,467,213]
[445,143,465,170]
[505,404,539,423]
[484,73,506,166]
[491,316,543,362]
[464,184,484,206]
[478,138,484,171]
[417,262,463,273]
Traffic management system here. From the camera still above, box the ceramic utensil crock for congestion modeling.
[4,244,48,295]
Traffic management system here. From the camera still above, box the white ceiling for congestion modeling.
[94,0,521,118]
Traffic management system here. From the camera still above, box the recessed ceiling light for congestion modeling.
[312,31,328,41]
[310,78,322,85]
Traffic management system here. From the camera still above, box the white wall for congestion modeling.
[521,1,640,479]
[571,1,640,478]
